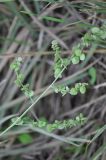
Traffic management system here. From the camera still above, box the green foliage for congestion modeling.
[81,33,92,47]
[70,26,106,66]
[71,56,80,64]
[21,84,34,98]
[80,53,86,61]
[52,26,106,96]
[11,113,87,132]
[18,133,33,144]
[52,85,69,96]
[51,36,89,96]
[70,87,78,96]
[53,83,88,96]
[51,40,70,78]
[88,67,97,85]
[21,10,64,23]
[42,16,64,23]
[9,25,106,142]
[10,57,34,99]
[10,57,22,72]
[11,117,23,125]
[91,26,106,40]
[71,46,86,64]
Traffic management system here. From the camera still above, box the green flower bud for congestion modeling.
[28,90,34,98]
[47,124,54,132]
[70,88,78,95]
[15,79,21,87]
[58,124,65,129]
[10,62,19,71]
[71,56,80,64]
[75,83,81,90]
[80,53,85,61]
[38,120,47,128]
[79,85,86,94]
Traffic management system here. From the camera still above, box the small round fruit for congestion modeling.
[79,86,86,94]
[80,54,85,61]
[71,56,80,64]
[75,83,81,90]
[70,88,78,95]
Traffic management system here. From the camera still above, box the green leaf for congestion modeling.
[18,133,33,144]
[88,67,97,85]
[21,11,64,23]
[42,16,64,23]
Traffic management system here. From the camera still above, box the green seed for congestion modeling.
[75,83,81,90]
[80,53,85,61]
[70,88,78,95]
[79,86,86,94]
[71,56,80,64]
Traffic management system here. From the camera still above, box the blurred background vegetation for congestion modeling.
[0,0,106,159]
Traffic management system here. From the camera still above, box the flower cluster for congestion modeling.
[11,113,87,132]
[91,26,106,41]
[52,26,106,96]
[10,57,34,99]
[53,83,88,96]
[81,26,106,47]
[70,83,88,95]
[71,26,106,65]
[71,47,85,64]
[51,40,70,78]
[46,113,87,132]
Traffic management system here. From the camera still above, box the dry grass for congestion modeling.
[0,0,106,159]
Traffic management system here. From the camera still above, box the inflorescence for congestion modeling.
[11,113,87,132]
[53,83,88,96]
[10,57,34,99]
[10,25,106,132]
[52,26,106,96]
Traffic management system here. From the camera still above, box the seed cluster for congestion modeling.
[11,113,87,132]
[10,57,34,98]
